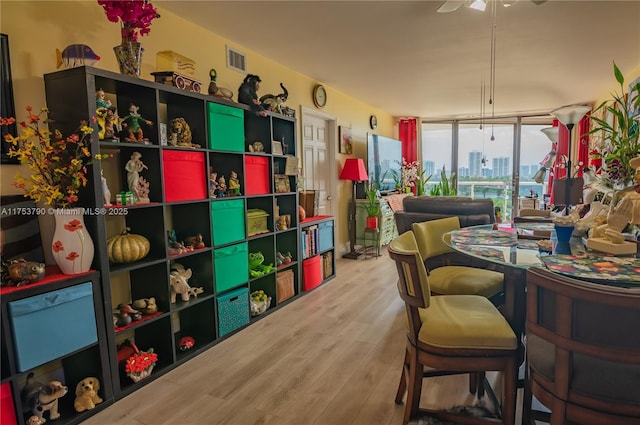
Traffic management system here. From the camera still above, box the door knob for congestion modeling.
[327,196,333,200]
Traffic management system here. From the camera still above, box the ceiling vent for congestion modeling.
[226,46,246,73]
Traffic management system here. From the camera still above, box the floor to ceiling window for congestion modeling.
[421,117,552,222]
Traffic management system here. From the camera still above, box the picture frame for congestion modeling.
[272,140,283,155]
[338,125,353,154]
[1,33,18,164]
[274,174,290,193]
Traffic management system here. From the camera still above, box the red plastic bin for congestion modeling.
[244,155,270,195]
[303,255,323,291]
[1,382,17,425]
[162,150,207,202]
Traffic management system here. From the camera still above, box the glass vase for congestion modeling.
[52,209,94,274]
[114,42,143,78]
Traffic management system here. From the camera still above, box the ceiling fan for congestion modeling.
[437,0,547,13]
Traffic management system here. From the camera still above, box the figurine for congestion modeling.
[1,257,46,287]
[184,234,205,249]
[260,83,290,114]
[276,215,289,231]
[248,141,264,152]
[96,88,111,110]
[178,336,195,351]
[169,263,204,303]
[125,152,150,203]
[74,377,103,412]
[169,117,199,148]
[208,68,218,96]
[132,297,158,315]
[114,304,141,327]
[103,106,119,141]
[209,171,218,198]
[101,169,112,206]
[21,373,68,423]
[216,175,227,197]
[120,103,153,142]
[167,230,189,255]
[237,74,267,117]
[228,170,241,196]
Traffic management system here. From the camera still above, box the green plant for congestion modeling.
[428,166,457,196]
[588,61,640,191]
[416,170,432,196]
[362,181,381,217]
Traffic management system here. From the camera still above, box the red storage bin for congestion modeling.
[163,150,207,202]
[1,382,17,425]
[244,156,270,195]
[303,255,323,291]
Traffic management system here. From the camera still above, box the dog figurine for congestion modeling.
[74,376,103,412]
[21,372,68,422]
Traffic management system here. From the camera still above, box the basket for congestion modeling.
[118,339,157,383]
[250,291,272,316]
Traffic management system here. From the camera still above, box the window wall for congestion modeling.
[421,117,552,222]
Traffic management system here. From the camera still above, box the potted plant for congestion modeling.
[363,181,381,229]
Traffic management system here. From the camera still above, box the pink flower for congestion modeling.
[98,0,160,43]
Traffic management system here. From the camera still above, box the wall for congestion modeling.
[0,0,395,257]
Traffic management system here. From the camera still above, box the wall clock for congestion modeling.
[313,84,327,108]
[369,115,377,130]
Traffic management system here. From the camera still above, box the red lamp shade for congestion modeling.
[339,158,368,181]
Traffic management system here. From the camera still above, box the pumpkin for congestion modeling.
[107,227,150,263]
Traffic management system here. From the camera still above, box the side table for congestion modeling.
[364,227,381,258]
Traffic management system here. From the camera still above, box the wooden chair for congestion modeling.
[389,231,519,425]
[524,267,640,425]
[412,217,504,303]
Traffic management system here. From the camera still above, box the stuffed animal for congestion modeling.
[249,252,275,277]
[74,377,102,412]
[21,372,68,423]
[237,74,267,116]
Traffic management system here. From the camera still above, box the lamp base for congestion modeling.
[343,250,365,260]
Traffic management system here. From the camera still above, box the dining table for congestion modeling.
[444,223,640,339]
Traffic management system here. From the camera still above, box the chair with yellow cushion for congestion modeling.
[412,216,504,303]
[389,231,519,425]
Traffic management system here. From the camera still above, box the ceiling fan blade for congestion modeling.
[437,0,466,13]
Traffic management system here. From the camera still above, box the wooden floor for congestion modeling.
[85,249,524,425]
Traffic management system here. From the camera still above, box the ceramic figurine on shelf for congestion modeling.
[228,170,241,196]
[167,230,188,255]
[259,82,289,115]
[169,263,204,303]
[169,117,199,148]
[237,74,267,117]
[216,175,227,197]
[125,152,150,203]
[96,89,118,141]
[209,171,218,198]
[101,169,112,206]
[120,103,153,143]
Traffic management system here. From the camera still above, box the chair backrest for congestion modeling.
[526,267,640,418]
[388,231,432,344]
[411,216,460,260]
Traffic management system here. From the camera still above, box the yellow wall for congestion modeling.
[1,0,396,255]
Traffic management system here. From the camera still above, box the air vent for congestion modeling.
[226,46,246,73]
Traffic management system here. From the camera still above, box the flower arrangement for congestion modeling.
[125,347,158,382]
[98,0,160,44]
[588,62,640,193]
[401,158,419,191]
[1,106,93,208]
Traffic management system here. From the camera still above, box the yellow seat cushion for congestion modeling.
[429,266,503,298]
[417,295,517,350]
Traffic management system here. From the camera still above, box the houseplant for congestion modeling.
[2,106,95,274]
[98,0,160,77]
[363,181,381,229]
[429,166,458,196]
[588,62,640,194]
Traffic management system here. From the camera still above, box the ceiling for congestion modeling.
[159,0,640,120]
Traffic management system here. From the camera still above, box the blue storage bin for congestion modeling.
[318,220,334,252]
[214,242,249,292]
[8,282,97,371]
[217,287,249,336]
[211,199,245,246]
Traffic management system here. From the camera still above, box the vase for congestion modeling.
[114,42,143,78]
[366,216,379,229]
[52,209,94,274]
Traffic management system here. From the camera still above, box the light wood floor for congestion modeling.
[84,249,524,425]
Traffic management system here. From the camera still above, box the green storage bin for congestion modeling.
[211,199,246,245]
[216,287,249,337]
[214,242,249,292]
[208,102,245,152]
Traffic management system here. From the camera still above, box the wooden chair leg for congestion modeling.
[522,367,533,425]
[501,359,517,425]
[469,372,478,395]
[403,348,422,425]
[395,349,408,404]
[476,372,486,398]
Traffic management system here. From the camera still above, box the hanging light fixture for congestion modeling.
[488,0,497,141]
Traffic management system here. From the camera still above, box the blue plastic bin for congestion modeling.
[318,221,334,252]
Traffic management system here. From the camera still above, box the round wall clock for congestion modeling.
[369,115,378,130]
[313,84,327,108]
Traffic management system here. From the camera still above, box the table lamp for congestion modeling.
[339,158,369,259]
[550,105,591,214]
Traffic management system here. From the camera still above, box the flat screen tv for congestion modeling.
[367,133,402,193]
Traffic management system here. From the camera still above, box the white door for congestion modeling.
[301,108,336,216]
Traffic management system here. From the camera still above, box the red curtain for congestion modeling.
[399,118,417,163]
